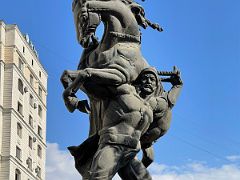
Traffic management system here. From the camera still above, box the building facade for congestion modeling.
[0,21,47,180]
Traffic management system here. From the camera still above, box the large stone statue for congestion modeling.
[60,0,183,179]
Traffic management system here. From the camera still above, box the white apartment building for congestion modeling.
[0,21,47,180]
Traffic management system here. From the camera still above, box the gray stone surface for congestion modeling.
[60,0,183,179]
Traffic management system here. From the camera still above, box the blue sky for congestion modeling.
[1,0,240,179]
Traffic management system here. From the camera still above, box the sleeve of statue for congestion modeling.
[167,84,183,108]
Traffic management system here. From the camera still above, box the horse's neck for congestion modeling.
[86,0,141,50]
[99,15,141,51]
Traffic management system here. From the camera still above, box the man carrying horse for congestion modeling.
[118,67,183,179]
[60,0,180,179]
[64,66,182,179]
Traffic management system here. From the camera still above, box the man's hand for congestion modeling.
[169,67,183,86]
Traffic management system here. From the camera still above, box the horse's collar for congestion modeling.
[109,31,141,43]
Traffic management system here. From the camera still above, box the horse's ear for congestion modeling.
[72,0,77,11]
[130,4,148,29]
[131,6,140,14]
[131,5,145,16]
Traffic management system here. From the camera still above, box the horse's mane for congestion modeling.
[120,0,134,4]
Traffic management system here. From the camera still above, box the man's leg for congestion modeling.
[89,144,138,180]
[118,157,152,180]
[142,146,154,168]
[89,144,123,180]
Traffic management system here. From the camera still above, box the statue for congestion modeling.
[60,0,183,179]
[118,67,182,179]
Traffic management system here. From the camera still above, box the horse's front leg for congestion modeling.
[61,70,90,113]
[60,70,80,89]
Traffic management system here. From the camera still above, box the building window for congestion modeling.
[38,105,42,118]
[15,169,21,180]
[36,166,41,178]
[30,74,34,86]
[18,58,24,71]
[29,136,33,149]
[29,115,33,127]
[31,59,34,66]
[26,158,32,170]
[29,94,34,107]
[17,123,22,138]
[39,71,41,78]
[16,146,21,160]
[38,86,42,99]
[37,145,42,158]
[18,79,24,94]
[38,126,42,138]
[17,102,23,115]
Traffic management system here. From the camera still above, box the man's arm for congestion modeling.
[140,109,172,148]
[167,69,183,108]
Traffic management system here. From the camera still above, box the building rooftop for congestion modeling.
[0,20,39,59]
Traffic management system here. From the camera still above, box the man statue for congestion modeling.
[140,67,183,166]
[118,67,182,179]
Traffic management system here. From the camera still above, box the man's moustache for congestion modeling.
[143,84,153,90]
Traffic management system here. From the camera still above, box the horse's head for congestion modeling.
[72,0,101,48]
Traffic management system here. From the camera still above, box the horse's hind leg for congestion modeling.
[81,67,128,86]
[61,67,128,111]
[64,67,128,99]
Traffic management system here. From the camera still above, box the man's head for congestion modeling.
[140,72,157,95]
[134,67,163,98]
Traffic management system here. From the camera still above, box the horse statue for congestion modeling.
[60,0,167,179]
[61,0,162,101]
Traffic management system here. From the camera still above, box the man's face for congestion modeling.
[140,73,157,94]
